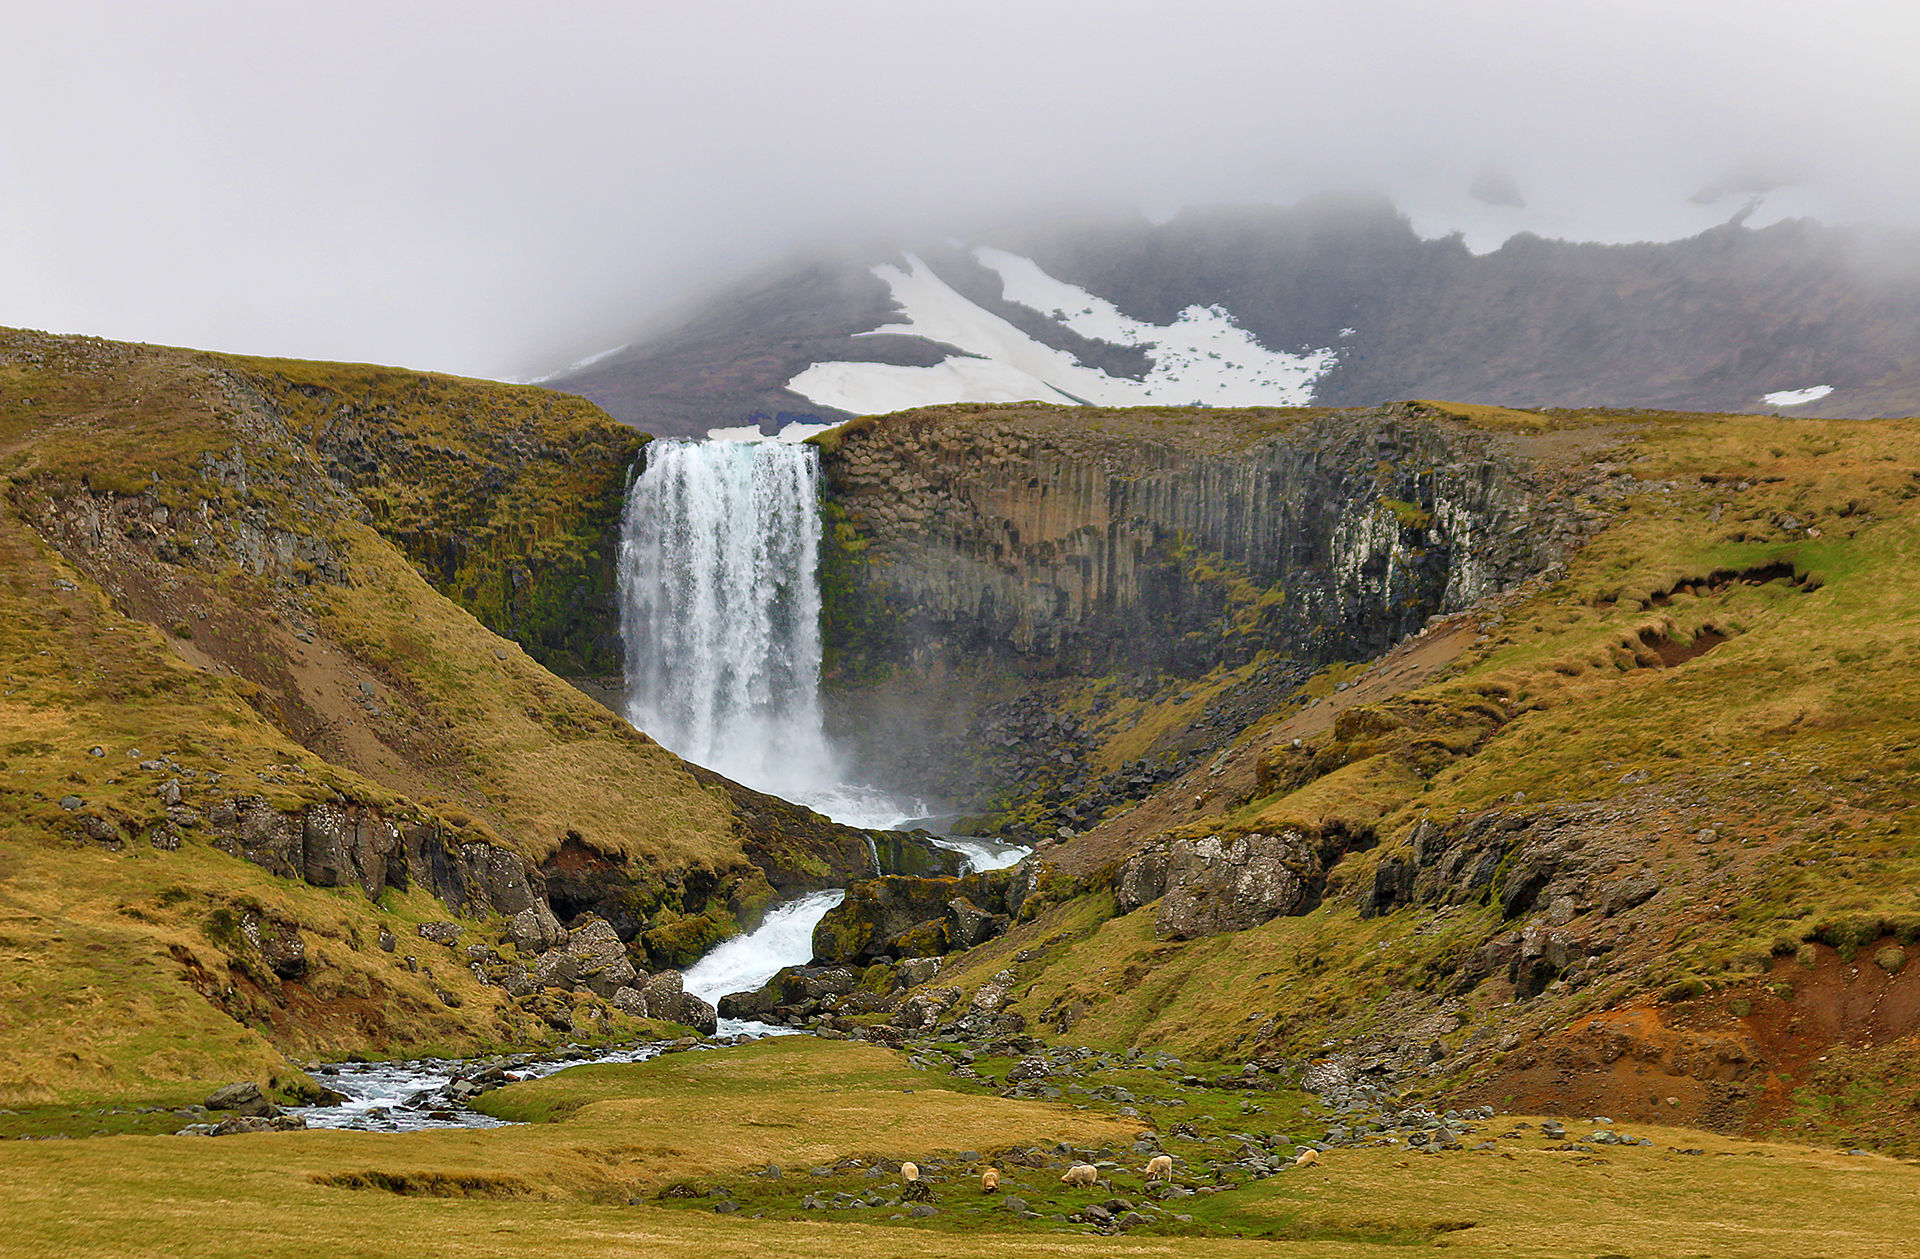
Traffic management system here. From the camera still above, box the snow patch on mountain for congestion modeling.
[786,250,1334,415]
[975,247,1332,405]
[1761,385,1834,408]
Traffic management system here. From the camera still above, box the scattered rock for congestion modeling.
[417,921,463,946]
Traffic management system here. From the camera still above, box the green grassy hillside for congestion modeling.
[898,403,1920,1151]
[0,328,778,1105]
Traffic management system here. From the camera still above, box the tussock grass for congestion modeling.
[2,1036,1916,1257]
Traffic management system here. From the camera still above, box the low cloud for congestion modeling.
[5,0,1916,379]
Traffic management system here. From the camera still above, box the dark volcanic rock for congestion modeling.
[812,871,1014,965]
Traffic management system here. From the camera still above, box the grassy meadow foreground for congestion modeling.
[6,1038,1916,1259]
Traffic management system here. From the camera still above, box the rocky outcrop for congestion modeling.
[1115,831,1331,939]
[202,794,552,923]
[812,871,1014,966]
[1358,807,1664,998]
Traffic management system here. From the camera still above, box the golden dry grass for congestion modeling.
[0,1037,1914,1259]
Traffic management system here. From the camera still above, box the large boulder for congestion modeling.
[896,986,962,1031]
[662,991,718,1036]
[1150,831,1325,940]
[204,1082,278,1117]
[507,902,567,954]
[812,871,1013,965]
[715,965,857,1021]
[896,956,944,987]
[565,917,639,997]
[1114,847,1173,912]
[638,969,686,1013]
[241,911,308,980]
[946,898,1005,950]
[417,921,463,946]
[716,987,776,1021]
[532,949,579,991]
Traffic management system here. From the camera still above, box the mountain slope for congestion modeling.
[0,327,919,1105]
[539,196,1920,436]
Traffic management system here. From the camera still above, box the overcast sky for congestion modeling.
[5,0,1917,380]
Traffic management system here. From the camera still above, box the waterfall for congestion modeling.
[618,434,1033,861]
[619,438,838,799]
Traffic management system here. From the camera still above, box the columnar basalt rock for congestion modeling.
[816,404,1574,797]
[819,405,1556,679]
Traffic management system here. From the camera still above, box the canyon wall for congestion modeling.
[814,402,1583,799]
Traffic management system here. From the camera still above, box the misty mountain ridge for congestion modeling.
[536,194,1920,437]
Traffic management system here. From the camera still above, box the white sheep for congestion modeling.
[1060,1163,1099,1187]
[1295,1148,1319,1167]
[900,1161,919,1182]
[1144,1154,1173,1181]
[981,1167,1000,1192]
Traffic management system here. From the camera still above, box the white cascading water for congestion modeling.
[620,438,839,801]
[681,888,846,1008]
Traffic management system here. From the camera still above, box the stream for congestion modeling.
[297,828,1019,1132]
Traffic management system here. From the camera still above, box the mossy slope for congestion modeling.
[0,328,773,1100]
[901,404,1920,1151]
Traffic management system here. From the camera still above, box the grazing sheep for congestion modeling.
[981,1167,1000,1193]
[900,1161,919,1182]
[1060,1163,1099,1187]
[1144,1154,1173,1181]
[1295,1148,1319,1167]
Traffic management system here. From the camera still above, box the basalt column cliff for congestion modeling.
[812,402,1588,803]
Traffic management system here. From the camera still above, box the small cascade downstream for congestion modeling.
[298,892,851,1130]
[682,887,848,1035]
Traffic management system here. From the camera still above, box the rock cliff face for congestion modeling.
[226,359,647,677]
[815,402,1574,796]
